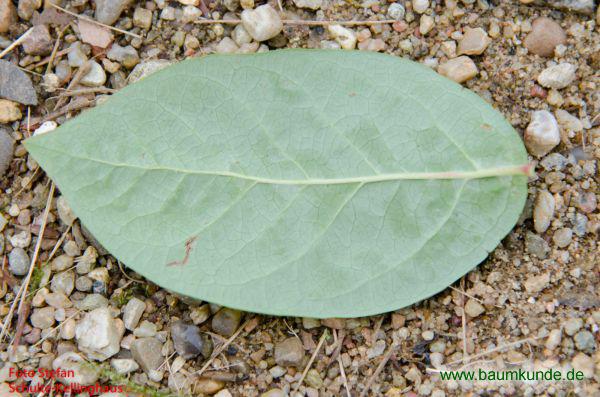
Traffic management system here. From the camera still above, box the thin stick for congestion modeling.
[194,318,253,377]
[360,342,398,397]
[460,278,468,365]
[53,87,116,97]
[449,285,502,308]
[28,48,71,70]
[195,18,397,26]
[294,329,328,393]
[16,183,55,318]
[444,336,542,368]
[50,3,141,38]
[0,28,33,59]
[0,281,25,343]
[334,330,351,397]
[47,225,72,262]
[46,26,68,74]
[37,97,95,124]
[53,61,91,111]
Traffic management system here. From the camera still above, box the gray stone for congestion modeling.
[274,337,304,367]
[574,331,596,352]
[525,232,550,259]
[9,247,29,276]
[51,254,74,271]
[171,321,213,359]
[552,228,572,248]
[45,292,73,309]
[95,0,133,25]
[533,190,555,234]
[106,44,139,68]
[51,270,75,296]
[0,60,37,105]
[22,24,53,56]
[131,337,164,372]
[212,308,243,337]
[533,0,595,14]
[0,127,13,177]
[386,3,405,20]
[545,329,562,350]
[30,307,55,329]
[564,318,583,336]
[110,358,139,374]
[540,153,567,171]
[123,297,146,330]
[293,0,322,10]
[75,293,109,310]
[80,61,106,87]
[75,307,124,360]
[53,352,99,385]
[56,196,76,226]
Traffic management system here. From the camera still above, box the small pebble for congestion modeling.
[564,318,583,336]
[573,331,596,352]
[9,247,30,276]
[524,17,566,57]
[274,337,304,367]
[464,299,485,317]
[0,99,22,123]
[553,228,572,248]
[328,25,357,49]
[387,3,405,20]
[80,61,107,87]
[0,0,17,33]
[537,63,577,89]
[241,5,283,42]
[123,297,146,330]
[437,56,478,83]
[457,27,491,55]
[524,110,560,158]
[412,0,429,14]
[293,0,322,10]
[171,320,213,359]
[523,272,550,293]
[30,307,55,329]
[533,190,555,233]
[212,308,243,337]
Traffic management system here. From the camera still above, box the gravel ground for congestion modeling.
[0,0,598,396]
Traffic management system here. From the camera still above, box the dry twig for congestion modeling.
[294,329,328,393]
[360,342,399,397]
[50,3,141,38]
[195,18,397,26]
[0,28,33,59]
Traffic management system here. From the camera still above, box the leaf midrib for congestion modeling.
[30,144,527,184]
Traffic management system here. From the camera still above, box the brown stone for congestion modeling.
[523,17,566,57]
[0,0,17,33]
[22,25,53,56]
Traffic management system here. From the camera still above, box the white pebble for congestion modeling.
[327,25,357,49]
[537,63,577,89]
[241,5,283,42]
[524,110,560,158]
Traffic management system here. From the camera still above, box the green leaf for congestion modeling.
[25,49,528,318]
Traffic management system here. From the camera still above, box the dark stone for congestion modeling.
[171,321,213,360]
[0,60,37,105]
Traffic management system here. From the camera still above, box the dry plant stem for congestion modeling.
[55,87,116,97]
[443,336,542,368]
[449,285,502,308]
[38,98,95,124]
[294,329,328,393]
[460,277,468,365]
[360,342,399,397]
[29,48,71,70]
[0,282,25,342]
[16,183,55,319]
[47,225,72,262]
[0,28,33,58]
[195,318,253,377]
[333,330,351,396]
[54,61,91,111]
[50,3,141,38]
[46,26,68,74]
[195,18,397,26]
[12,300,30,347]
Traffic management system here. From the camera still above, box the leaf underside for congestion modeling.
[26,49,527,318]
